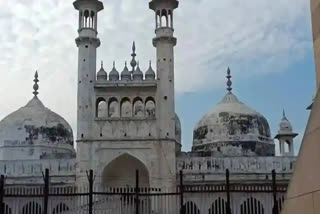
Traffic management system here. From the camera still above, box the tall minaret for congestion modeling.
[149,0,179,139]
[73,0,103,140]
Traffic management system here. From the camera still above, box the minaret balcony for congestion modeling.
[78,27,98,38]
[155,27,174,37]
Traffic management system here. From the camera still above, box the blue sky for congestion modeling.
[177,51,315,152]
[0,0,314,154]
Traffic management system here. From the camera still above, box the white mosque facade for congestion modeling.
[0,0,299,213]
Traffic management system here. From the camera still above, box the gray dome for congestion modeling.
[132,64,143,80]
[278,112,293,134]
[0,96,75,160]
[175,113,181,144]
[193,92,274,156]
[145,61,155,80]
[109,62,119,81]
[121,62,131,81]
[97,63,107,81]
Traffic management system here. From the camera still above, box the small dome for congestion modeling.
[132,63,143,80]
[192,68,274,156]
[97,61,107,81]
[109,61,119,81]
[278,111,293,134]
[121,62,131,81]
[175,113,182,144]
[0,96,75,161]
[145,61,155,80]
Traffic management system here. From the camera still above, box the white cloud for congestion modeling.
[0,0,311,141]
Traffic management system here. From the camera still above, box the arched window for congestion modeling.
[156,10,161,28]
[181,201,200,214]
[84,10,89,28]
[22,202,42,214]
[121,98,132,118]
[96,97,107,118]
[208,197,228,214]
[240,197,264,214]
[79,11,83,28]
[108,97,119,118]
[52,203,69,214]
[168,10,172,28]
[284,140,291,153]
[145,97,156,118]
[161,9,168,27]
[3,203,11,214]
[133,97,144,118]
[90,11,95,28]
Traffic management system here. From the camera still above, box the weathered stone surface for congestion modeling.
[193,92,274,156]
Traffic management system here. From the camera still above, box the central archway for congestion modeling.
[102,154,150,188]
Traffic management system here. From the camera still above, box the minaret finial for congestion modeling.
[149,60,152,67]
[226,67,232,92]
[283,109,288,120]
[113,61,115,68]
[101,61,103,68]
[130,41,137,73]
[33,71,39,96]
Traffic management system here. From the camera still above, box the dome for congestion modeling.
[97,61,107,81]
[109,61,119,81]
[0,73,75,160]
[277,110,295,135]
[132,63,143,80]
[192,69,274,156]
[175,113,181,144]
[0,96,75,160]
[121,62,131,81]
[145,61,155,80]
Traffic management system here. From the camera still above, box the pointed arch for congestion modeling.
[168,10,173,28]
[52,203,69,214]
[156,10,161,28]
[145,97,156,118]
[102,153,149,188]
[209,197,228,214]
[181,201,200,214]
[161,9,168,27]
[133,97,144,117]
[240,197,264,214]
[108,97,119,118]
[3,203,11,214]
[121,97,132,117]
[96,97,107,118]
[21,201,42,214]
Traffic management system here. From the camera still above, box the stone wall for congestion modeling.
[177,154,296,183]
[0,159,76,184]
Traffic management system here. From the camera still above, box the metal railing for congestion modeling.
[0,169,284,214]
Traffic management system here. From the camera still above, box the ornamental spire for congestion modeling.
[226,67,232,93]
[33,71,39,96]
[130,41,137,73]
[283,109,288,120]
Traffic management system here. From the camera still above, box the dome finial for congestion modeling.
[226,67,232,93]
[283,109,288,120]
[113,60,115,68]
[130,41,137,73]
[101,60,104,68]
[33,71,39,97]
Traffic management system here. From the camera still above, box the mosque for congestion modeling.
[0,0,299,213]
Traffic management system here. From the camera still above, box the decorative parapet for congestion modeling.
[176,155,296,174]
[0,159,76,177]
